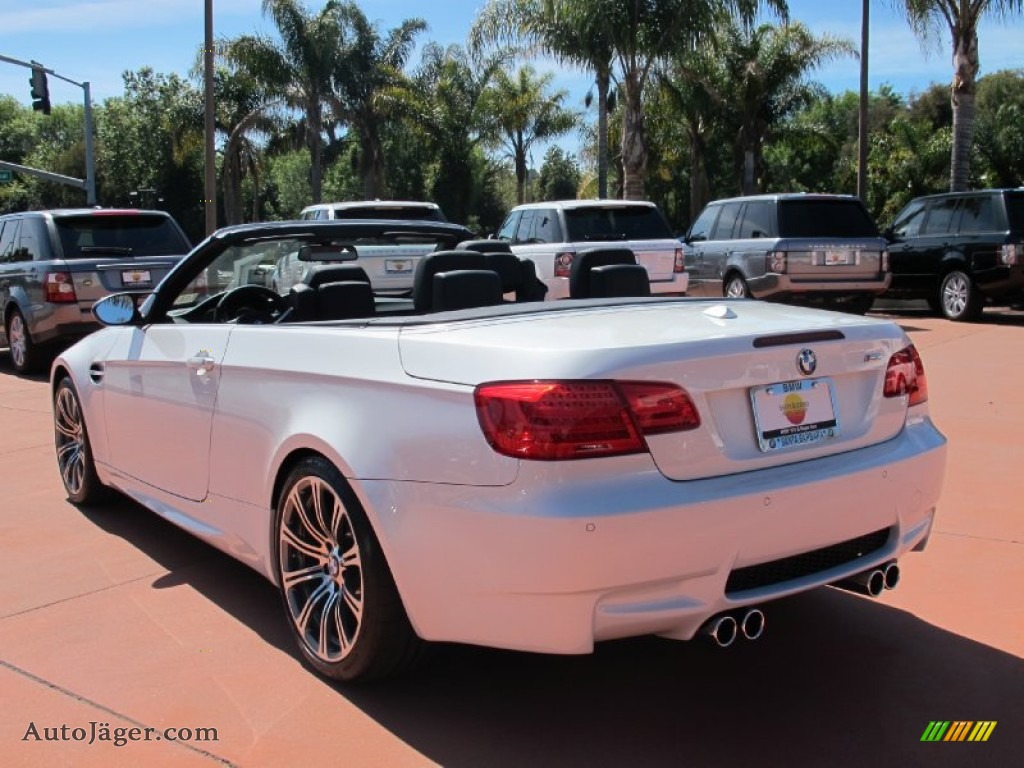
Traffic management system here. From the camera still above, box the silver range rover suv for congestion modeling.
[0,208,190,374]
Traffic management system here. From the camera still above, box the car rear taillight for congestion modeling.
[881,249,890,272]
[766,250,787,273]
[883,344,928,407]
[553,251,574,278]
[44,271,77,303]
[674,247,685,273]
[474,380,700,460]
[1000,243,1022,266]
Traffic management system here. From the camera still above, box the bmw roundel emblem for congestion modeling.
[797,349,817,376]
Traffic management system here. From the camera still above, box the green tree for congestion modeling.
[471,0,615,198]
[557,0,787,200]
[482,65,578,203]
[899,0,1024,190]
[222,0,347,204]
[330,2,426,199]
[974,69,1024,186]
[536,145,581,200]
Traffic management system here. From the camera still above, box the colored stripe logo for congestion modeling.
[921,721,997,742]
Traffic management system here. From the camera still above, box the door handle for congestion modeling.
[187,354,216,374]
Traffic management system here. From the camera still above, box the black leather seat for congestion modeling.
[317,280,376,320]
[302,264,370,289]
[589,264,651,298]
[288,280,375,320]
[432,270,504,312]
[568,247,640,298]
[456,239,514,254]
[412,250,488,312]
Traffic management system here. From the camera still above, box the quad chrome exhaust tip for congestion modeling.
[740,608,766,641]
[701,608,766,647]
[701,614,739,648]
[834,561,899,598]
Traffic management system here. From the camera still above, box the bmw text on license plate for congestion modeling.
[122,269,152,286]
[750,378,840,452]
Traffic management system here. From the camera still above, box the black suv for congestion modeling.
[883,189,1024,321]
[0,209,191,373]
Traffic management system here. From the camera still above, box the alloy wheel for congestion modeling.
[8,313,26,370]
[279,476,364,662]
[725,277,748,298]
[54,386,86,497]
[942,273,969,318]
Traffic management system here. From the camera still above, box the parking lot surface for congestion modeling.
[1,307,1022,767]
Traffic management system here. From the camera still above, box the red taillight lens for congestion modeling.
[45,271,77,303]
[883,344,928,406]
[674,247,685,273]
[474,380,700,460]
[553,251,574,278]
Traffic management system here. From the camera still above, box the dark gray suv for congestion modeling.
[682,193,890,312]
[883,189,1024,321]
[0,208,190,373]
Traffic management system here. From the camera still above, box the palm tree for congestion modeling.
[331,2,426,199]
[221,0,346,204]
[715,21,853,194]
[554,0,788,200]
[470,0,614,198]
[900,0,1024,191]
[483,66,578,203]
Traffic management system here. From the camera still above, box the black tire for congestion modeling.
[938,270,983,321]
[925,295,943,316]
[53,377,109,505]
[6,308,48,375]
[723,274,750,299]
[275,456,425,682]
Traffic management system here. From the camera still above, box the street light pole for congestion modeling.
[204,0,217,235]
[857,0,870,202]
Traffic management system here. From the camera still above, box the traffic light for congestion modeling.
[30,66,51,115]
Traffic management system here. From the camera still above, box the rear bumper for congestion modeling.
[545,272,689,300]
[23,302,98,346]
[748,273,891,300]
[358,415,946,653]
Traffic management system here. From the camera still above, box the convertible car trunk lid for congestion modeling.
[398,300,917,481]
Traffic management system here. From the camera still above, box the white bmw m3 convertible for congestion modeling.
[50,219,947,681]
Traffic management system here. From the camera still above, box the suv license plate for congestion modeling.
[750,378,840,452]
[122,269,152,286]
[385,259,414,274]
[824,251,852,266]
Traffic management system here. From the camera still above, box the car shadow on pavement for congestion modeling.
[79,496,1023,768]
[342,590,1024,768]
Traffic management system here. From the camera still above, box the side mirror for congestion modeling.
[93,293,142,326]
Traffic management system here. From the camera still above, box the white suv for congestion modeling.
[299,201,447,222]
[495,200,688,299]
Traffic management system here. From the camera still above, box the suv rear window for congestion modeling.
[564,206,673,241]
[777,199,878,238]
[55,214,189,258]
[331,206,446,222]
[1006,193,1024,232]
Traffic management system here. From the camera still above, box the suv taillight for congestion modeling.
[674,247,685,273]
[553,251,574,278]
[766,251,787,273]
[883,344,928,407]
[881,249,890,272]
[1000,243,1022,266]
[44,271,77,303]
[474,380,700,460]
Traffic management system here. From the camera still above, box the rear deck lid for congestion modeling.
[399,300,916,480]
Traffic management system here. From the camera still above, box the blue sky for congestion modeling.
[2,0,1022,143]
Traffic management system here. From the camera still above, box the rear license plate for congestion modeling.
[121,269,152,287]
[385,259,414,274]
[824,250,852,266]
[750,377,840,452]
